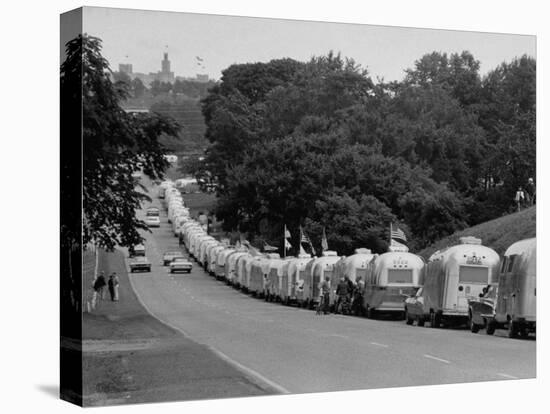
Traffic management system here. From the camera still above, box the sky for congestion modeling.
[80,6,536,82]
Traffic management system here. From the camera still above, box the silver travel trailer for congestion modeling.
[332,248,377,307]
[265,258,291,301]
[302,251,341,309]
[421,237,500,327]
[224,250,250,285]
[248,254,280,296]
[215,247,236,280]
[364,245,424,319]
[282,254,313,305]
[488,238,536,338]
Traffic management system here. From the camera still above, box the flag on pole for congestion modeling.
[390,226,407,243]
[321,227,329,252]
[284,225,292,250]
[300,226,315,253]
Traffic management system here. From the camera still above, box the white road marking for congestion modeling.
[326,334,349,339]
[497,373,519,380]
[423,354,451,364]
[370,342,389,348]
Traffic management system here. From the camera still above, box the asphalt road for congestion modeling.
[127,185,536,395]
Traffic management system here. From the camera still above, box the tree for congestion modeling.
[63,34,180,251]
[131,77,146,98]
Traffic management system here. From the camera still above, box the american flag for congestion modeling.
[391,226,407,243]
[300,226,314,252]
[284,225,292,250]
[321,227,329,251]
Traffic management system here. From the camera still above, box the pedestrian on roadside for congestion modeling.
[108,272,120,302]
[93,271,107,300]
[353,276,365,316]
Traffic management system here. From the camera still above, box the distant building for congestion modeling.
[195,74,209,83]
[157,52,175,83]
[119,63,133,74]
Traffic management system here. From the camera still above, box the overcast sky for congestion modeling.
[80,6,535,82]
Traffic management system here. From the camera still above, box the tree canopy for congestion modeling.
[62,34,180,251]
[200,50,535,254]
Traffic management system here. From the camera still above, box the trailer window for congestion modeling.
[387,269,413,283]
[506,255,516,273]
[459,266,489,284]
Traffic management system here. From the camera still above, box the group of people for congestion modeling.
[93,271,120,302]
[515,177,536,211]
[318,275,365,315]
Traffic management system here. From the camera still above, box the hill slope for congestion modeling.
[418,206,536,259]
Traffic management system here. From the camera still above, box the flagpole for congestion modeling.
[390,222,392,247]
[283,225,286,259]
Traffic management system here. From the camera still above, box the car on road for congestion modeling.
[145,215,161,227]
[129,244,145,257]
[129,256,152,273]
[163,251,184,266]
[170,257,193,273]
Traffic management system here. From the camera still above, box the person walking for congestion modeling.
[93,271,107,300]
[108,272,120,302]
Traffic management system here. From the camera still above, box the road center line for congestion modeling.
[497,373,519,380]
[370,342,389,348]
[423,354,451,364]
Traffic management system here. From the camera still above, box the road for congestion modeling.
[126,185,536,395]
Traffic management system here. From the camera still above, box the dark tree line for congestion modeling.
[200,50,535,255]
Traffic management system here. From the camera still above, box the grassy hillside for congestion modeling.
[417,206,536,259]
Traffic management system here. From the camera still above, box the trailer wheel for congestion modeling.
[485,319,496,335]
[469,313,480,333]
[508,320,519,338]
[430,311,441,328]
[367,307,376,319]
[405,309,414,325]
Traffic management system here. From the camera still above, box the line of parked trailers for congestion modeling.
[158,180,536,339]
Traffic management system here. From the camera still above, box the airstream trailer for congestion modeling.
[302,251,341,309]
[265,258,291,302]
[283,254,313,305]
[332,248,377,309]
[236,254,255,291]
[225,250,250,285]
[487,238,536,338]
[199,240,220,268]
[207,245,227,275]
[419,237,500,327]
[191,234,215,259]
[364,245,424,319]
[187,230,207,258]
[204,242,222,269]
[248,255,279,297]
[215,248,236,280]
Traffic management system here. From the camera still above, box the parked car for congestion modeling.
[129,256,151,273]
[170,257,193,273]
[404,287,427,326]
[468,284,497,333]
[129,244,145,257]
[163,250,183,266]
[145,215,160,227]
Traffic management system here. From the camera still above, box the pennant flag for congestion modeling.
[242,240,261,256]
[321,227,329,252]
[264,241,279,252]
[284,225,291,239]
[391,226,407,243]
[285,239,292,250]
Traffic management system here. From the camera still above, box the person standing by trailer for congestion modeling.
[108,273,120,302]
[335,277,350,312]
[317,276,331,314]
[353,276,365,316]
